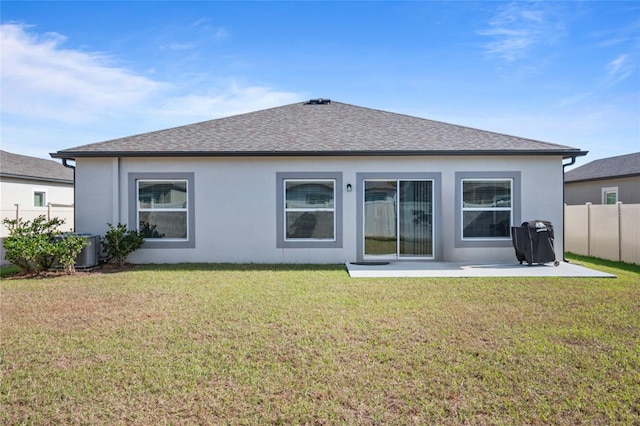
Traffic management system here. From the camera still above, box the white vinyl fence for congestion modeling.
[1,203,75,265]
[1,203,75,234]
[565,203,640,265]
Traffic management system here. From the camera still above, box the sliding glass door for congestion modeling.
[363,179,433,259]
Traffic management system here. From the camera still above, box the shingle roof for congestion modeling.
[564,152,640,183]
[51,100,586,159]
[1,150,73,183]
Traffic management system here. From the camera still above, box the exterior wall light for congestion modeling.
[346,184,352,192]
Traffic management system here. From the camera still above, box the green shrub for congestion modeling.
[100,223,145,267]
[1,216,86,275]
[54,234,89,274]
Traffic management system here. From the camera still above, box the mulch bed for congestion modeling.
[3,262,140,279]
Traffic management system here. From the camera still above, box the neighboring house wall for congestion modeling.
[0,177,74,265]
[74,154,564,264]
[0,177,74,234]
[1,150,75,264]
[564,176,640,205]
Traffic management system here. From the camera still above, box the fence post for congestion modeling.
[47,202,52,220]
[617,201,623,262]
[14,204,19,220]
[563,203,567,261]
[586,202,591,257]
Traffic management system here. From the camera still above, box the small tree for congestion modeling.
[100,223,145,268]
[1,216,86,275]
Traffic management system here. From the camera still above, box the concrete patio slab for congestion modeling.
[346,261,616,278]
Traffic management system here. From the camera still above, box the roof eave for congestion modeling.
[51,149,589,160]
[0,172,74,184]
[565,172,640,184]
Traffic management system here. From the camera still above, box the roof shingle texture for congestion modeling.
[564,152,640,182]
[1,150,73,182]
[54,101,583,157]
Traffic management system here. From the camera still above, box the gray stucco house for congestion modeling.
[51,99,587,264]
[564,152,640,205]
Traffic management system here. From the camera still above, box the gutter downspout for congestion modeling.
[61,159,76,231]
[562,156,577,263]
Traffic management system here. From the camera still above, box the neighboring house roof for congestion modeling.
[1,150,74,183]
[564,152,640,183]
[51,100,587,159]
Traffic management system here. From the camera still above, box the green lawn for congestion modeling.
[1,258,638,424]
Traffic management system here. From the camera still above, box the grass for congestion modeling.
[1,260,638,424]
[565,251,640,274]
[0,264,21,279]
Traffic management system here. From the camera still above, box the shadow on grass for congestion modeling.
[0,264,21,278]
[566,252,640,274]
[1,263,348,279]
[133,263,348,273]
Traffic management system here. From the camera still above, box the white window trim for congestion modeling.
[602,186,618,205]
[128,172,195,249]
[283,178,336,242]
[461,178,513,241]
[137,179,189,242]
[276,172,343,249]
[454,171,521,249]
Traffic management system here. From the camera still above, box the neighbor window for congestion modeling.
[33,191,46,207]
[461,179,513,239]
[276,172,343,249]
[602,187,618,205]
[129,173,195,249]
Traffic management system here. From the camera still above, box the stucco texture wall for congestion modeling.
[565,176,640,205]
[74,155,564,264]
[1,178,74,238]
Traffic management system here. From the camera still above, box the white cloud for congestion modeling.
[161,42,197,51]
[190,18,229,40]
[606,54,635,84]
[0,23,302,157]
[214,28,229,39]
[479,2,566,63]
[159,20,229,51]
[1,23,164,123]
[590,13,640,48]
[155,85,301,120]
[551,91,597,109]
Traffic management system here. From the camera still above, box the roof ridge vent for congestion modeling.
[305,98,331,105]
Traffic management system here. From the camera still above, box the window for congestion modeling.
[137,180,188,239]
[128,173,195,249]
[285,180,335,240]
[602,187,618,204]
[33,191,46,207]
[276,172,342,249]
[461,179,512,239]
[455,172,520,248]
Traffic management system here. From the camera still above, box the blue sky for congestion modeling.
[1,1,638,167]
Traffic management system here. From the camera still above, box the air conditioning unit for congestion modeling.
[54,234,99,269]
[74,234,99,268]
